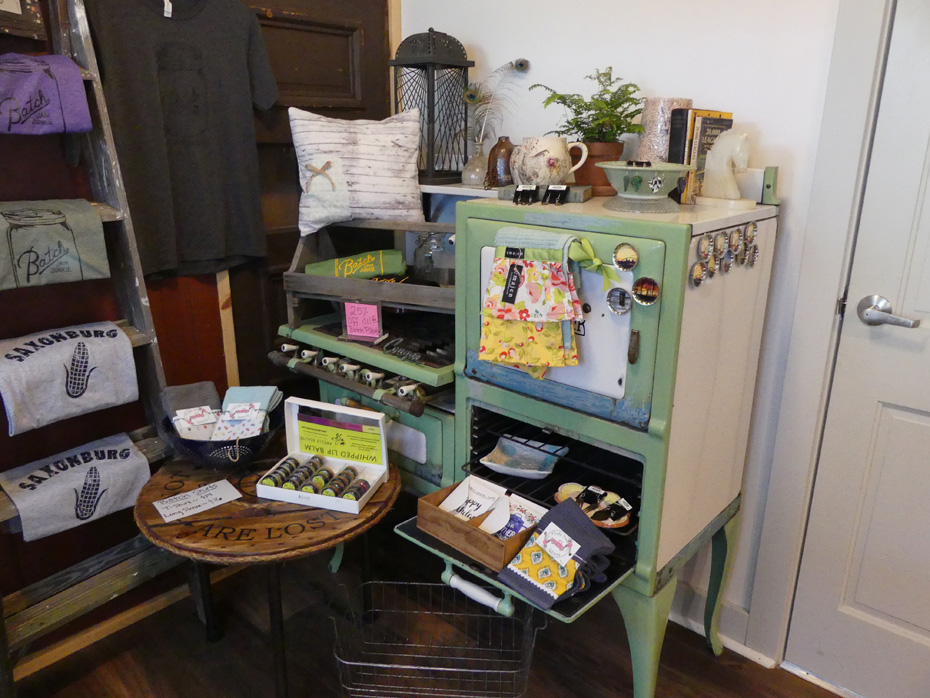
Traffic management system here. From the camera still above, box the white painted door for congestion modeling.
[785,1,930,696]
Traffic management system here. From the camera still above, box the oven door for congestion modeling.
[462,219,666,430]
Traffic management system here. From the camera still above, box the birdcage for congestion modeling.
[390,28,474,184]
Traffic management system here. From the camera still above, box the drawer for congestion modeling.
[396,404,642,622]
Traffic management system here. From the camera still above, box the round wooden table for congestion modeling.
[135,458,401,698]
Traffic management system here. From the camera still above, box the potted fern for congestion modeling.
[531,67,643,195]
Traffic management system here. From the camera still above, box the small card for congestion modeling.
[175,406,217,426]
[153,480,242,522]
[537,522,579,567]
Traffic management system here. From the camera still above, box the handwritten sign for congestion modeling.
[153,480,242,522]
[343,301,381,340]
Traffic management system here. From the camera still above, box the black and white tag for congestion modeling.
[504,247,524,259]
[501,263,523,305]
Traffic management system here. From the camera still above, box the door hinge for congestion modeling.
[836,294,848,316]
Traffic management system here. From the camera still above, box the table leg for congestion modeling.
[328,542,344,574]
[704,513,739,656]
[612,577,677,698]
[188,562,223,643]
[0,593,15,698]
[267,563,288,698]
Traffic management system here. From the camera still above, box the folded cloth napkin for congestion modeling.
[222,385,283,414]
[0,321,138,436]
[305,249,405,279]
[0,433,149,541]
[0,53,92,134]
[0,200,111,290]
[497,499,614,610]
[165,381,222,414]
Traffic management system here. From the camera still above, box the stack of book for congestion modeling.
[667,108,733,203]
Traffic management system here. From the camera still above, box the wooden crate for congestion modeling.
[416,483,534,571]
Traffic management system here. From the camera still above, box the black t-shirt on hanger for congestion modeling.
[86,0,279,276]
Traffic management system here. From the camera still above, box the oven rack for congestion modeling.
[465,409,643,540]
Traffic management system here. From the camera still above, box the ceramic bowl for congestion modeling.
[596,161,694,213]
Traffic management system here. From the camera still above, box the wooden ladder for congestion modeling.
[0,1,187,693]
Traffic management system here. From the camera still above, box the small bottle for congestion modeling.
[485,136,515,188]
[342,479,371,501]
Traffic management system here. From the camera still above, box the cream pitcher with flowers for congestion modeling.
[510,136,588,186]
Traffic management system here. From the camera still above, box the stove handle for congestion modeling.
[442,563,515,617]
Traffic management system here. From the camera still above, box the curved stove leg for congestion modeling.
[612,576,677,698]
[704,512,739,656]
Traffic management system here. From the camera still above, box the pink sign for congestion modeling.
[344,301,381,339]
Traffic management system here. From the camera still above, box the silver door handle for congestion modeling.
[856,295,921,328]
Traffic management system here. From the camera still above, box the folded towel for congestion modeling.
[0,321,139,436]
[497,499,614,609]
[305,249,405,279]
[222,385,282,414]
[0,433,149,541]
[165,381,221,413]
[0,200,110,290]
[0,53,92,135]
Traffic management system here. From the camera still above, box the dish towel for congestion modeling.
[0,53,92,135]
[0,433,149,541]
[479,228,583,379]
[0,321,139,436]
[497,499,614,610]
[0,200,111,290]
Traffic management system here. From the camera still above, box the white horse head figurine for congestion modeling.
[701,129,750,200]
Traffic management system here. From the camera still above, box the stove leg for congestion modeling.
[612,577,677,698]
[267,563,288,698]
[704,513,739,656]
[0,595,14,698]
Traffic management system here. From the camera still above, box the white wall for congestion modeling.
[402,0,840,654]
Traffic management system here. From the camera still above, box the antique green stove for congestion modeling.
[397,197,778,698]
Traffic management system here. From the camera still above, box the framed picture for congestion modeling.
[0,0,47,41]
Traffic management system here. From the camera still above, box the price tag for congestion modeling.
[153,480,242,522]
[343,301,382,340]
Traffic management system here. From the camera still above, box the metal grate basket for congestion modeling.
[333,582,545,698]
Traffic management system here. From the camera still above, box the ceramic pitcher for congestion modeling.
[510,136,588,186]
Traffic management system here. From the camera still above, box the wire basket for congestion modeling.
[333,582,545,698]
[161,408,283,470]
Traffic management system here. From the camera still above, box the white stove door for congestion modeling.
[479,246,633,400]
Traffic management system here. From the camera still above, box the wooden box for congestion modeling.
[416,482,535,571]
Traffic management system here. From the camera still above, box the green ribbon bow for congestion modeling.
[569,239,621,291]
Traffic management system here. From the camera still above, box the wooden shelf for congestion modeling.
[114,319,153,348]
[0,430,170,527]
[89,202,124,222]
[419,184,497,198]
[284,271,454,313]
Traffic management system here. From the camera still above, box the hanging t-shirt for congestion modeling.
[85,0,279,276]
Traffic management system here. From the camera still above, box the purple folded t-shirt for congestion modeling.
[0,53,92,135]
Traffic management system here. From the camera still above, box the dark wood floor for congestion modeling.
[16,498,835,698]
